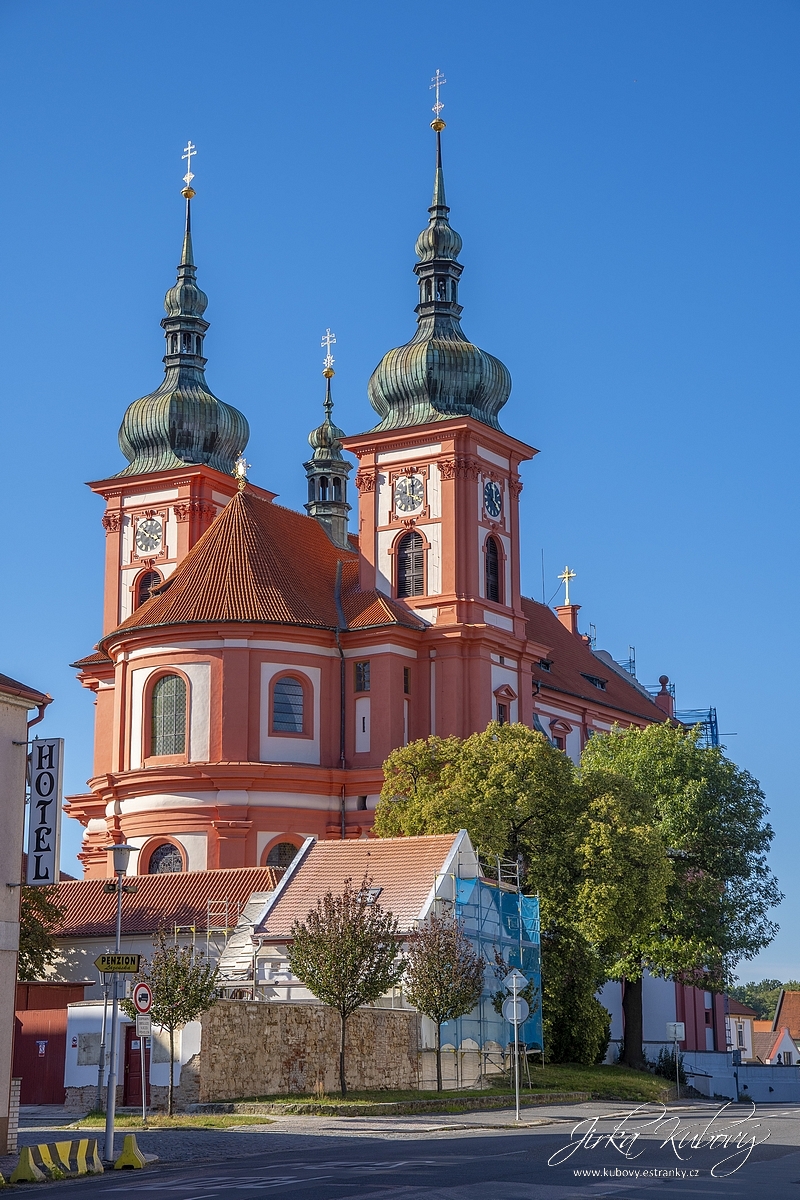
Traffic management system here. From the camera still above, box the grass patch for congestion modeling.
[72,1113,274,1129]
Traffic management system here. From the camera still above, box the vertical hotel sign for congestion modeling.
[26,738,64,886]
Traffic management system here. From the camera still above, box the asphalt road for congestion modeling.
[13,1101,800,1199]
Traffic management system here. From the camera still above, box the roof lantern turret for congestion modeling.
[116,143,249,477]
[366,73,512,433]
[303,329,352,549]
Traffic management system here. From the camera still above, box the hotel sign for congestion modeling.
[26,738,64,886]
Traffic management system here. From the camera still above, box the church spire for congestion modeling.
[304,330,352,549]
[116,145,249,478]
[365,77,511,433]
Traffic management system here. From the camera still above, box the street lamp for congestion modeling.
[102,843,135,1163]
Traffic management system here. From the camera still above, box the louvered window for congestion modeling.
[272,676,304,733]
[397,531,424,597]
[150,674,186,756]
[148,842,184,874]
[485,536,500,602]
[136,570,162,609]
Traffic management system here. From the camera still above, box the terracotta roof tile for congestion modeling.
[774,991,800,1037]
[0,672,49,705]
[521,597,668,723]
[750,1030,777,1061]
[70,651,113,669]
[255,834,459,940]
[54,865,283,939]
[727,998,758,1018]
[104,491,420,643]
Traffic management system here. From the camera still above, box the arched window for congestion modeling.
[308,478,316,502]
[272,676,304,733]
[266,841,299,868]
[170,333,178,353]
[319,476,329,501]
[397,531,424,597]
[195,335,202,354]
[485,536,501,603]
[136,570,162,609]
[333,476,342,501]
[147,842,184,874]
[150,674,187,756]
[424,279,433,302]
[436,277,447,301]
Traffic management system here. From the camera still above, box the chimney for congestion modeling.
[654,675,674,718]
[555,603,581,637]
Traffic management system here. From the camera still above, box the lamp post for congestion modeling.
[103,843,134,1163]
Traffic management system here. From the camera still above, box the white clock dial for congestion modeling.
[395,476,424,514]
[483,481,502,519]
[135,517,163,554]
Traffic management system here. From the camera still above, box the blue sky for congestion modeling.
[1,1,797,982]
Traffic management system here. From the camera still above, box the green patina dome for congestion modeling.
[116,200,249,477]
[366,129,511,433]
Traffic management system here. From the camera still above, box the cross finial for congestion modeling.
[182,140,197,189]
[233,452,250,491]
[558,565,577,605]
[321,328,336,376]
[430,69,447,122]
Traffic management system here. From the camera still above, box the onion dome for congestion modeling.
[116,190,249,477]
[366,124,511,432]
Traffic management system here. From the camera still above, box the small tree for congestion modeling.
[288,875,404,1095]
[404,913,484,1091]
[18,885,64,980]
[124,931,219,1114]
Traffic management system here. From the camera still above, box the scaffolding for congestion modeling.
[173,897,243,961]
[675,708,719,748]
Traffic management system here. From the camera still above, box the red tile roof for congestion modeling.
[727,998,758,1018]
[103,490,422,644]
[53,865,283,939]
[774,991,800,1037]
[255,833,460,940]
[0,672,50,705]
[521,597,668,723]
[70,651,113,670]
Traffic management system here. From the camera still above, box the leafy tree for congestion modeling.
[288,875,404,1095]
[376,725,613,1063]
[124,932,219,1114]
[17,885,64,980]
[403,913,484,1091]
[729,979,800,1022]
[581,723,782,1069]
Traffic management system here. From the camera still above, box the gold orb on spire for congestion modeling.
[431,118,446,132]
[181,186,196,199]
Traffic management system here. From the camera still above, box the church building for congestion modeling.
[67,117,672,880]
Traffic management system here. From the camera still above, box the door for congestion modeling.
[13,1010,67,1104]
[123,1025,151,1107]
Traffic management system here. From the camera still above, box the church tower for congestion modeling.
[303,333,353,549]
[89,161,260,636]
[342,109,536,654]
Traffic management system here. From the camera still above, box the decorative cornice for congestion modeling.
[439,456,480,481]
[173,499,217,523]
[354,471,377,493]
[509,476,524,498]
[102,512,123,534]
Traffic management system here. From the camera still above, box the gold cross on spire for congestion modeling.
[558,565,577,605]
[430,69,446,121]
[321,328,336,377]
[182,140,197,189]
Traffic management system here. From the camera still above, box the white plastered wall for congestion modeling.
[129,662,210,769]
[259,663,321,764]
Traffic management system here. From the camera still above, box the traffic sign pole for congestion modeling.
[513,974,520,1123]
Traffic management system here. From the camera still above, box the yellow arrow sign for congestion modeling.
[94,953,141,974]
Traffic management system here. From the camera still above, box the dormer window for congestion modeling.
[581,673,607,691]
[538,659,552,672]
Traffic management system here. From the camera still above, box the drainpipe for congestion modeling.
[334,562,347,840]
[26,695,53,732]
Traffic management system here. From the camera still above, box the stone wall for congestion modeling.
[199,1002,421,1101]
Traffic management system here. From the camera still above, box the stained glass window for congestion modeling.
[272,676,304,733]
[151,674,187,756]
[148,842,183,874]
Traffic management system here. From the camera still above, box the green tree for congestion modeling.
[288,875,404,1096]
[376,725,613,1063]
[17,885,64,980]
[403,914,485,1091]
[581,722,782,1069]
[124,932,219,1114]
[729,979,800,1022]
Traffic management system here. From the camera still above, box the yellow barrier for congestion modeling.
[10,1138,104,1183]
[114,1133,149,1170]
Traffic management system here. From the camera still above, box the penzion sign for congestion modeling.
[26,738,64,886]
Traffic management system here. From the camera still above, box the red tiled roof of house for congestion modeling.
[773,990,800,1037]
[255,833,460,940]
[54,865,283,939]
[102,490,423,644]
[520,597,668,723]
[727,998,759,1018]
[0,672,49,705]
[750,1030,778,1062]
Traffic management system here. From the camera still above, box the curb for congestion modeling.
[10,1138,103,1183]
[189,1091,591,1117]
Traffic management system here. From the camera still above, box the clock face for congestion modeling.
[135,517,163,555]
[395,476,424,514]
[483,481,502,519]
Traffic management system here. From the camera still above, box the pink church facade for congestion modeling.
[68,126,672,880]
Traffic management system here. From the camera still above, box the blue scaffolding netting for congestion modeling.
[439,877,542,1053]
